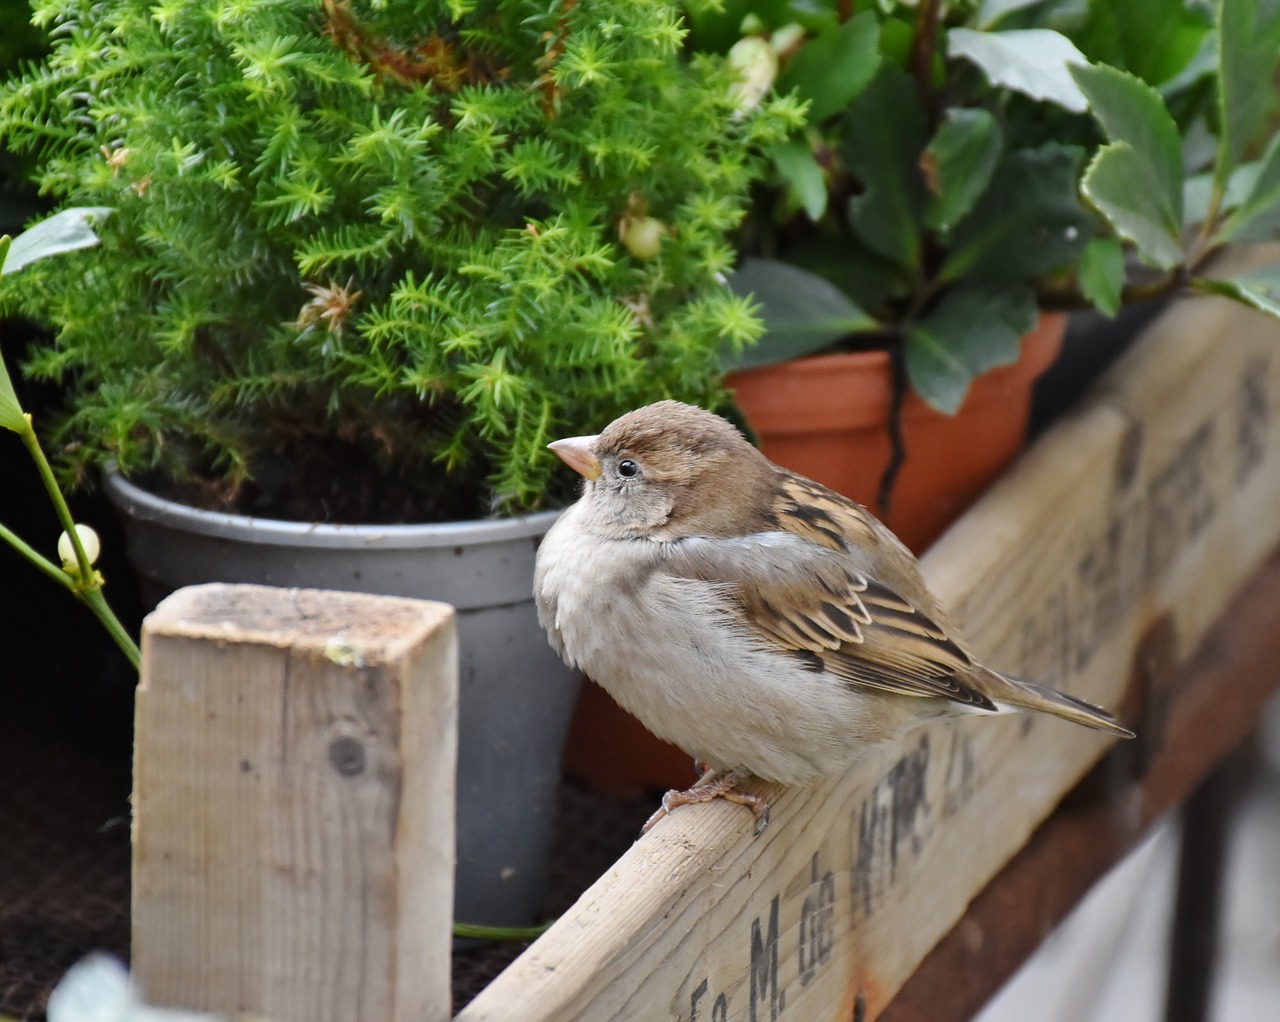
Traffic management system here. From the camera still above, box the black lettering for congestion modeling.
[799,853,837,987]
[1237,359,1269,483]
[690,978,709,1021]
[749,894,781,1022]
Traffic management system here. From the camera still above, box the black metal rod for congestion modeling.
[1163,745,1248,1022]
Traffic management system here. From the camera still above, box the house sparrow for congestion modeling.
[535,400,1133,831]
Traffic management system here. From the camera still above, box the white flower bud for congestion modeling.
[727,37,778,121]
[770,23,807,58]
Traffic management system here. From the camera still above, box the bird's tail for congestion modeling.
[981,669,1135,739]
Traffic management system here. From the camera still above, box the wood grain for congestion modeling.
[132,584,457,1022]
[457,290,1280,1022]
[882,553,1280,1020]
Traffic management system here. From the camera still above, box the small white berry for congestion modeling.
[58,523,101,569]
[621,216,664,260]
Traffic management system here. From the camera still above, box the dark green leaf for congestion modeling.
[778,12,881,125]
[905,283,1038,414]
[1078,235,1126,317]
[977,0,1049,29]
[772,139,828,221]
[1071,63,1184,232]
[947,28,1089,112]
[1192,262,1280,318]
[1216,0,1280,191]
[1069,0,1213,88]
[1081,142,1184,269]
[3,207,114,276]
[841,64,927,270]
[923,109,1003,233]
[781,234,915,315]
[721,257,877,371]
[1218,131,1280,243]
[941,144,1091,283]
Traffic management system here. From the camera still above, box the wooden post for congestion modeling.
[456,284,1280,1021]
[132,584,456,1022]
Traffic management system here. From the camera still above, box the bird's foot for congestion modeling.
[641,767,770,836]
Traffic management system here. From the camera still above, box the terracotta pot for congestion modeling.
[562,313,1065,795]
[727,311,1066,554]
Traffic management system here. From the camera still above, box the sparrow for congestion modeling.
[534,400,1133,832]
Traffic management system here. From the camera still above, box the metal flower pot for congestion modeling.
[105,470,581,929]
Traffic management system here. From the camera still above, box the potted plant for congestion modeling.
[564,0,1280,794]
[0,0,798,929]
[696,0,1280,548]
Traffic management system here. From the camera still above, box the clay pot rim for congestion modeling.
[726,312,1066,434]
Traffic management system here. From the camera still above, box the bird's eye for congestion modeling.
[617,459,640,478]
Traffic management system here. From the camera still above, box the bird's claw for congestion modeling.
[639,768,770,836]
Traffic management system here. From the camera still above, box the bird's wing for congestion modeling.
[669,476,998,711]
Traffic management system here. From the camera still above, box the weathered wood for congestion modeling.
[132,584,457,1022]
[456,287,1280,1022]
[880,552,1280,1022]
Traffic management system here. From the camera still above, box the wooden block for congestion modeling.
[132,583,456,1022]
[456,288,1280,1022]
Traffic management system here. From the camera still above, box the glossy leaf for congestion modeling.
[841,64,927,270]
[1193,262,1280,318]
[778,12,881,125]
[1216,0,1280,191]
[772,138,827,221]
[923,109,1002,233]
[1217,132,1280,243]
[941,144,1090,283]
[905,283,1037,414]
[721,257,876,371]
[0,236,25,431]
[947,28,1089,112]
[780,234,915,316]
[0,344,22,432]
[2,207,113,275]
[1082,142,1184,269]
[1072,63,1183,234]
[1069,0,1212,88]
[1184,161,1259,230]
[977,0,1048,29]
[1079,235,1126,317]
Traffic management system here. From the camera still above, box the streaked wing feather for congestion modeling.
[669,474,998,711]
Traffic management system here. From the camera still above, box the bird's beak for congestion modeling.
[548,435,602,480]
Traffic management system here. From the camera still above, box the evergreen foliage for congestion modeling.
[0,0,800,520]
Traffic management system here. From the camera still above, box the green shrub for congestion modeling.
[1,0,799,520]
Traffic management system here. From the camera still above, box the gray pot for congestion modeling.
[104,470,581,929]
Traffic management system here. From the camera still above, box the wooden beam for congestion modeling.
[880,552,1280,1022]
[456,287,1280,1022]
[132,584,457,1022]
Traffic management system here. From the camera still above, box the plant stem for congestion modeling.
[1035,266,1189,312]
[0,519,74,591]
[15,416,142,670]
[910,0,941,118]
[80,586,142,670]
[452,919,555,942]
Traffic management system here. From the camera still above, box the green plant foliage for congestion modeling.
[706,0,1280,414]
[0,0,799,520]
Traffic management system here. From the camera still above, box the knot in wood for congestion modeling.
[328,735,367,777]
